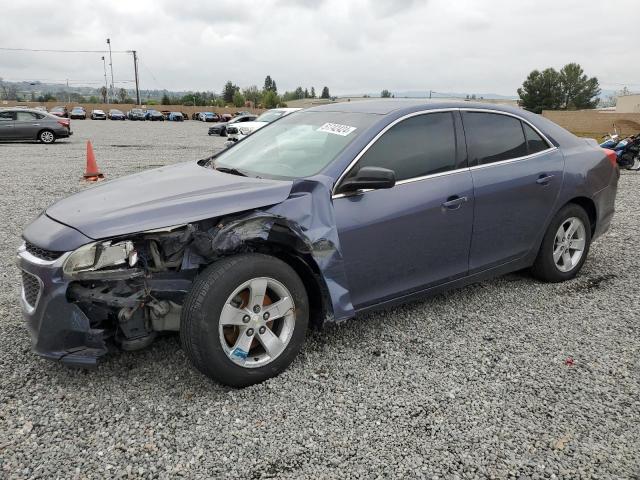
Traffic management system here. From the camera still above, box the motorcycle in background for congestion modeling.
[599,131,640,170]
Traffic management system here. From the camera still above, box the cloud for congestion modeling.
[0,0,637,95]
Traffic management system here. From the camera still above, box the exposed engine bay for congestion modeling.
[66,225,203,351]
[65,214,335,352]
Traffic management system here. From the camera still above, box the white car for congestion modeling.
[90,109,107,120]
[225,108,301,143]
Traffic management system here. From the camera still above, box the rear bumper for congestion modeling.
[56,129,71,138]
[592,179,618,241]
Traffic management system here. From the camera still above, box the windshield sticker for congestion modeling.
[317,123,357,136]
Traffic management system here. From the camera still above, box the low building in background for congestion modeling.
[616,94,640,113]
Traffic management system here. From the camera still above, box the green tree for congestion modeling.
[264,75,278,93]
[559,63,600,110]
[310,86,316,98]
[320,86,330,99]
[233,91,246,107]
[304,88,309,98]
[117,88,128,103]
[161,94,172,105]
[88,95,100,103]
[223,81,239,104]
[517,68,564,113]
[242,85,262,106]
[380,89,391,98]
[100,86,108,103]
[262,90,280,108]
[518,63,600,113]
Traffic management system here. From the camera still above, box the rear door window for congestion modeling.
[462,112,528,165]
[15,111,37,121]
[0,111,14,121]
[347,112,457,182]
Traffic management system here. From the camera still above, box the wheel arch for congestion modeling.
[243,242,331,329]
[564,196,597,236]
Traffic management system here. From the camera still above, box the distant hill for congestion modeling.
[341,91,518,100]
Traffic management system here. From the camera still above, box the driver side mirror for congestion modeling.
[337,166,396,195]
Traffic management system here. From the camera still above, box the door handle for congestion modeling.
[536,174,554,185]
[442,195,468,210]
[32,123,40,126]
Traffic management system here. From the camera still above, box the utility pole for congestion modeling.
[106,38,115,102]
[132,50,140,105]
[101,56,109,104]
[66,79,70,104]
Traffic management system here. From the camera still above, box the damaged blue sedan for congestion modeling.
[17,100,618,387]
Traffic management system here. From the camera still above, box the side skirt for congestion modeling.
[353,255,534,316]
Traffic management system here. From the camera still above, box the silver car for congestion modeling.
[0,108,72,144]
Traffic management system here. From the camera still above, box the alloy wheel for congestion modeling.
[218,277,296,368]
[40,131,54,143]
[553,217,586,272]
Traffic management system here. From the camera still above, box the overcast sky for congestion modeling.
[1,0,638,96]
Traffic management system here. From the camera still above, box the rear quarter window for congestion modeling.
[523,122,550,154]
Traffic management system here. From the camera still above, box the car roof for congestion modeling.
[310,99,582,148]
[306,99,529,115]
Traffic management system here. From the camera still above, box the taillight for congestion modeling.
[57,119,70,129]
[603,148,618,168]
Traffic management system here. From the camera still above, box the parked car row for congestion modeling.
[0,104,286,143]
[4,105,262,125]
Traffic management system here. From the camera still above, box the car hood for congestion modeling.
[208,122,227,128]
[46,161,293,239]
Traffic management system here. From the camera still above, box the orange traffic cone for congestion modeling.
[84,140,104,181]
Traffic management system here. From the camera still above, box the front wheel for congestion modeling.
[181,254,309,387]
[531,203,591,282]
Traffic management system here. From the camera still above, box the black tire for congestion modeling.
[181,253,309,387]
[38,130,56,144]
[531,203,591,282]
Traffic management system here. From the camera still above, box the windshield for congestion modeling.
[255,110,287,123]
[132,109,143,113]
[72,108,83,112]
[110,109,122,114]
[214,111,378,178]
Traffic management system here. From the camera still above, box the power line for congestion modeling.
[2,77,136,84]
[0,47,130,54]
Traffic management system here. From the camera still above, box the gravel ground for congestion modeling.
[1,120,639,479]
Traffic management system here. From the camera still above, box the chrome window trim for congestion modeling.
[333,167,471,199]
[331,107,557,199]
[468,147,555,171]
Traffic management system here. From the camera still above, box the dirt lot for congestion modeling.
[0,120,639,479]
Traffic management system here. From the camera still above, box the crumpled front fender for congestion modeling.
[186,176,355,322]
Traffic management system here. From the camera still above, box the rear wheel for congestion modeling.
[38,130,56,144]
[531,204,591,282]
[181,254,308,387]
